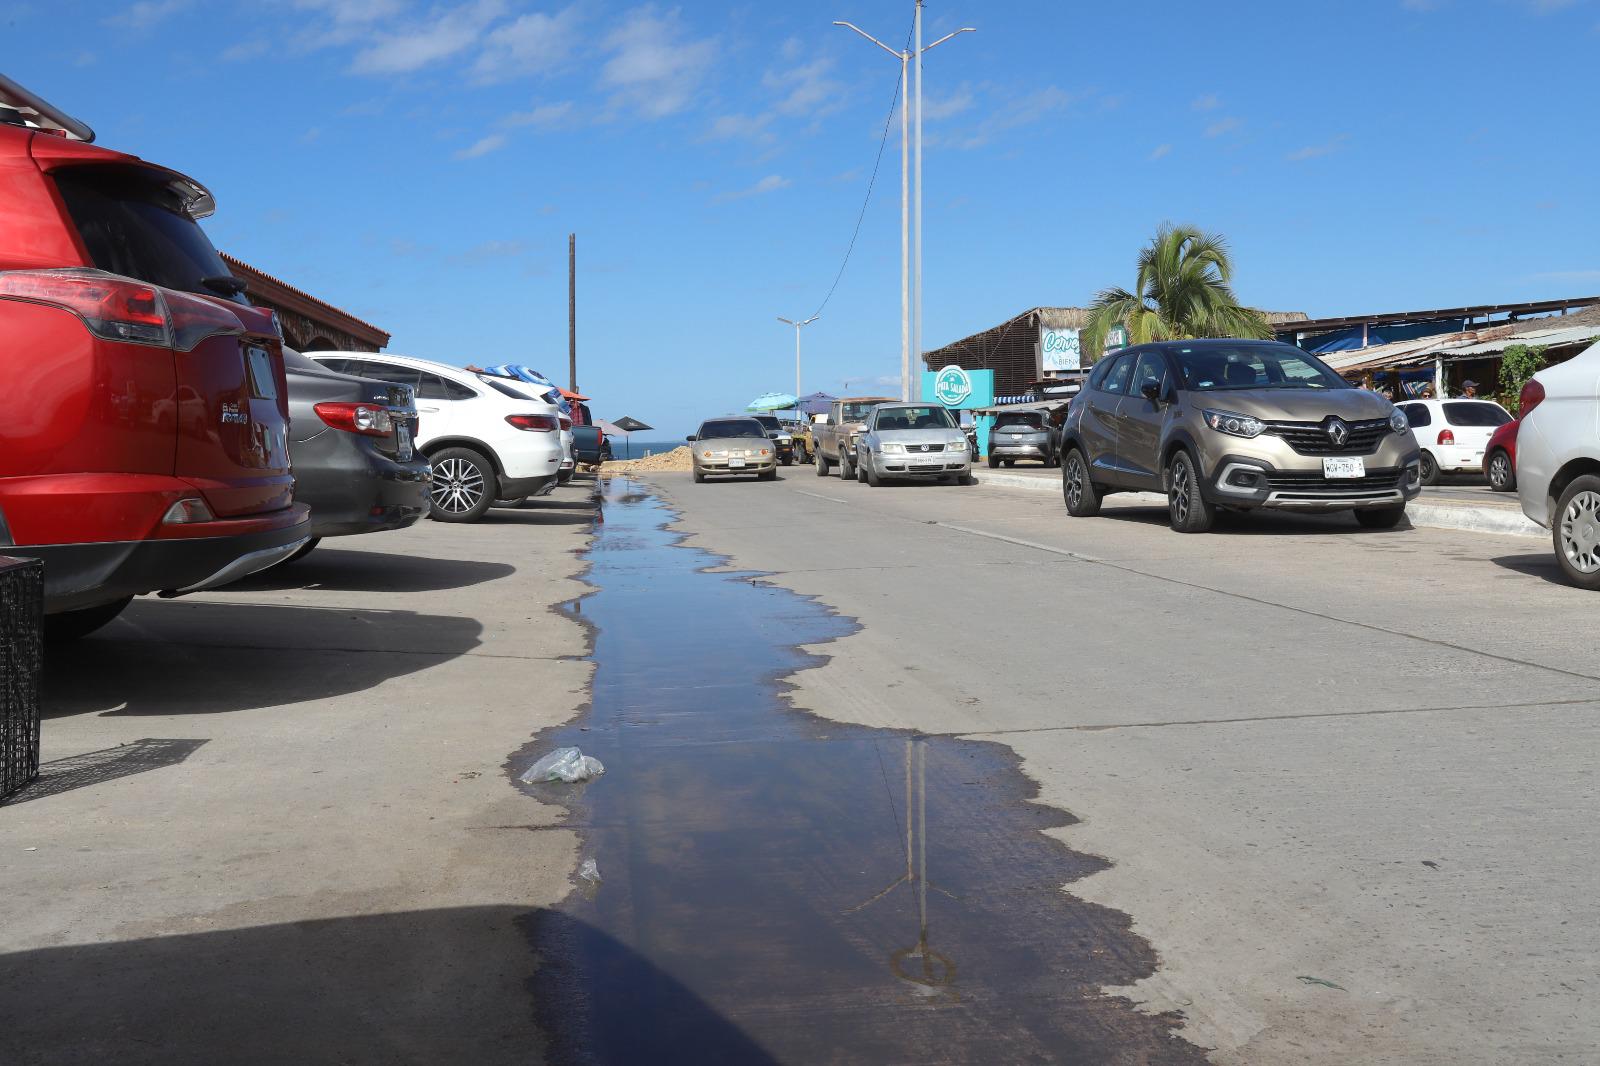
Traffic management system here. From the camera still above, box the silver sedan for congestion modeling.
[855,402,973,487]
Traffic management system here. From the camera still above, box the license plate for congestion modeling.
[913,457,943,466]
[396,424,413,461]
[728,458,746,469]
[1323,456,1364,479]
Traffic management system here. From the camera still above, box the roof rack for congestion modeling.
[0,74,94,142]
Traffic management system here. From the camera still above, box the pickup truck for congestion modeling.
[814,396,896,479]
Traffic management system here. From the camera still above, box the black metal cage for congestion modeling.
[0,556,43,802]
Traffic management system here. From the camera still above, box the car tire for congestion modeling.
[1166,449,1215,533]
[1355,506,1407,530]
[1061,448,1103,517]
[44,597,132,642]
[760,468,777,481]
[865,460,882,487]
[1553,474,1600,591]
[815,453,829,476]
[693,467,706,484]
[1487,449,1516,492]
[428,447,497,522]
[1419,451,1441,486]
[839,450,856,481]
[556,469,573,486]
[781,456,793,467]
[986,454,999,469]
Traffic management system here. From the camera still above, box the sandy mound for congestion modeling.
[601,446,693,473]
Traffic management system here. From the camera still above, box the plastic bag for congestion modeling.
[520,747,605,784]
[578,859,602,883]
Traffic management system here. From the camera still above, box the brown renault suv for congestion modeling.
[1059,340,1421,532]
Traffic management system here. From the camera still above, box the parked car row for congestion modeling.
[0,79,587,639]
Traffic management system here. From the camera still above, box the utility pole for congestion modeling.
[568,233,577,393]
[777,314,820,401]
[836,8,973,402]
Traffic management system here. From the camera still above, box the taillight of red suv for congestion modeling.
[1519,379,1545,419]
[0,268,245,351]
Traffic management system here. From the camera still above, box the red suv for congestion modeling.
[0,84,310,638]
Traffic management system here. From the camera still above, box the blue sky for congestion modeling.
[5,0,1598,433]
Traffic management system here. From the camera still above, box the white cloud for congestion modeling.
[1205,116,1242,137]
[944,86,1077,150]
[473,5,582,83]
[762,57,844,118]
[293,0,406,40]
[600,5,718,119]
[713,174,791,203]
[351,0,506,75]
[1149,143,1172,160]
[503,100,576,129]
[702,113,774,142]
[1191,92,1221,111]
[1286,133,1349,161]
[921,85,976,121]
[455,132,508,159]
[222,39,270,62]
[105,0,189,29]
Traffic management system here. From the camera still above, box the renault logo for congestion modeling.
[1325,417,1350,447]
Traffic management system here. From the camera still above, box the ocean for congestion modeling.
[610,439,683,458]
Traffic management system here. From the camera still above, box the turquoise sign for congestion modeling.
[920,366,995,409]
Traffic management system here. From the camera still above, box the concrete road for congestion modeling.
[643,469,1598,1064]
[0,485,597,1064]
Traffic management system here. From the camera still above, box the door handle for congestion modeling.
[417,406,441,412]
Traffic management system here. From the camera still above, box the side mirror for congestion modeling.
[686,434,698,442]
[1140,381,1163,403]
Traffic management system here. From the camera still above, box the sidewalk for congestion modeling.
[974,464,1544,538]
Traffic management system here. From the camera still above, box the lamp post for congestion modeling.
[836,5,973,402]
[777,314,820,401]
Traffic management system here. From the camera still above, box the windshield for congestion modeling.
[1443,401,1512,427]
[873,406,957,430]
[1173,344,1349,392]
[699,419,766,439]
[53,165,241,302]
[752,416,782,432]
[840,402,881,422]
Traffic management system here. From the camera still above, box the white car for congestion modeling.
[558,414,576,485]
[1395,398,1514,485]
[306,351,564,522]
[1516,341,1600,590]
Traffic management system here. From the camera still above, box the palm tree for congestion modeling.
[1083,223,1271,359]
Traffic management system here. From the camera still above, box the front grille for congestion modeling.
[906,443,945,453]
[1263,417,1391,456]
[1264,468,1403,492]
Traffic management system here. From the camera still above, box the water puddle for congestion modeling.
[517,478,1206,1064]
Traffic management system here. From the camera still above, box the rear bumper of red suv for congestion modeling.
[0,474,310,612]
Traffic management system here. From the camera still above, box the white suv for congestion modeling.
[307,351,564,522]
[1394,398,1515,485]
[1516,341,1600,590]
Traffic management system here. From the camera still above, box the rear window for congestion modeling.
[53,166,239,300]
[1401,404,1432,428]
[1443,402,1512,428]
[995,413,1043,428]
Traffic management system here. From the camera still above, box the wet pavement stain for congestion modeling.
[516,479,1208,1065]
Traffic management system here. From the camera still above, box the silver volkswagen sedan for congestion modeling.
[688,417,778,482]
[855,402,974,486]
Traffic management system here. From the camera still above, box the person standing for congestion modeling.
[1461,379,1480,399]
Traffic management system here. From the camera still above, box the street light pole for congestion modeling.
[836,9,973,403]
[777,314,820,401]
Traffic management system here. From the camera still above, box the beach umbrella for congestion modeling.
[747,392,799,412]
[609,415,653,458]
[797,391,836,416]
[477,364,568,413]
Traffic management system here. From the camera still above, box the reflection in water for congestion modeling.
[851,739,957,1000]
[520,478,1207,1065]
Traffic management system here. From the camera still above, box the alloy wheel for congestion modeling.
[1066,455,1085,509]
[1171,457,1191,524]
[1559,490,1600,575]
[1489,453,1511,489]
[432,457,486,515]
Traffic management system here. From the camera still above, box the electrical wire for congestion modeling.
[805,20,915,322]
